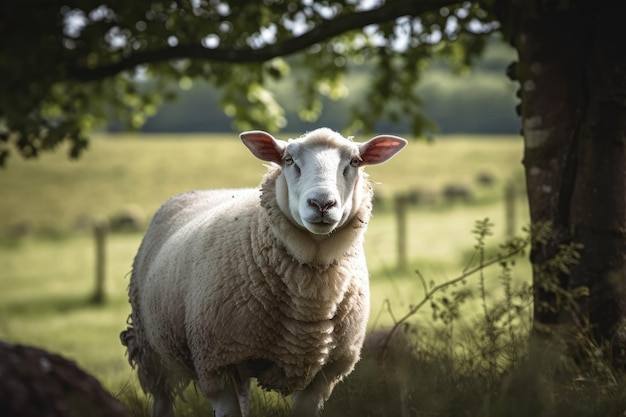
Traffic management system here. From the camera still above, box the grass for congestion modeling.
[0,133,557,416]
[2,134,269,236]
[0,234,138,389]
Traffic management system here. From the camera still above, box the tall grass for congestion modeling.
[323,222,626,417]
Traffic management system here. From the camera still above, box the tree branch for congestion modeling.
[67,0,456,81]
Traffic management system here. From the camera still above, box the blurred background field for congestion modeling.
[0,133,530,403]
[0,133,524,236]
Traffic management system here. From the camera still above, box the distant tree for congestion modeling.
[2,0,626,367]
[139,49,519,135]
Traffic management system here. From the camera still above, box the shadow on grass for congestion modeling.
[1,293,112,317]
[113,324,626,417]
[322,326,626,417]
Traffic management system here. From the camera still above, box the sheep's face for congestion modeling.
[279,139,361,234]
[240,128,407,235]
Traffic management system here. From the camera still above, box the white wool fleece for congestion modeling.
[131,165,372,396]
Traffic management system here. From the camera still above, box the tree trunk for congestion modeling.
[508,0,626,365]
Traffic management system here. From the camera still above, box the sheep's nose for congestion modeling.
[307,198,336,213]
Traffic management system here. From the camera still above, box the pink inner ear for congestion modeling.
[359,135,407,165]
[240,131,284,164]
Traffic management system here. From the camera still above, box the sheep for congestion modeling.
[120,127,407,417]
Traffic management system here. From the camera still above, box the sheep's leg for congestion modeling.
[150,381,178,417]
[152,395,175,417]
[291,386,325,417]
[123,327,178,417]
[292,359,353,417]
[235,377,251,417]
[208,381,243,417]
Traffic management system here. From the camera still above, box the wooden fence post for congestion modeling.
[92,219,109,305]
[394,193,408,270]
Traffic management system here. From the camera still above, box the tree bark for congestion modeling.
[510,0,626,365]
[568,3,626,360]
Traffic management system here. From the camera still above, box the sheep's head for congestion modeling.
[240,128,407,235]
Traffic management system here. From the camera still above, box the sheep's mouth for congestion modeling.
[307,213,335,225]
[304,219,338,235]
[299,206,342,234]
[306,206,342,223]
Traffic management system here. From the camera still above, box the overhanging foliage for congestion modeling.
[0,0,497,165]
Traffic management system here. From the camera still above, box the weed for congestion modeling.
[325,219,626,417]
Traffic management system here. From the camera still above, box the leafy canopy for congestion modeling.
[0,0,497,166]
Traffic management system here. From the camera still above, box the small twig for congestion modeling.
[384,299,398,325]
[416,268,429,298]
[380,241,528,350]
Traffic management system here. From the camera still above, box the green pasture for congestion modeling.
[0,132,525,236]
[0,133,534,414]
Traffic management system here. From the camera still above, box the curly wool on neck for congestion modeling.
[258,165,373,269]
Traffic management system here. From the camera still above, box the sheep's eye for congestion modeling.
[350,158,360,167]
[284,155,300,176]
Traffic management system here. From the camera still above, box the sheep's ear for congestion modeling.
[358,135,407,166]
[240,131,287,165]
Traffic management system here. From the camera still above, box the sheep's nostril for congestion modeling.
[322,200,336,211]
[307,199,321,211]
[308,198,336,213]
